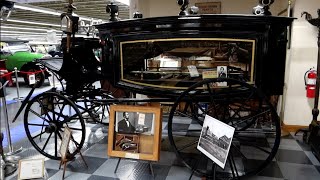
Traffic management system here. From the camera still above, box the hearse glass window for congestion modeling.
[120,38,255,89]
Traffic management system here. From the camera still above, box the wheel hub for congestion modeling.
[45,123,57,133]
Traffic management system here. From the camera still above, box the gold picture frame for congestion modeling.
[108,105,162,161]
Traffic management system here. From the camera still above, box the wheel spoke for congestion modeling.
[54,131,57,157]
[177,140,198,152]
[41,132,53,151]
[27,123,47,127]
[32,131,47,140]
[29,109,51,123]
[56,103,66,122]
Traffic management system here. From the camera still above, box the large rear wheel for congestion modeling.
[168,78,280,178]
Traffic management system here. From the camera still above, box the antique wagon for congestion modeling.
[16,2,294,179]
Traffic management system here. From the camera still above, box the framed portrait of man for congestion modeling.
[108,105,162,161]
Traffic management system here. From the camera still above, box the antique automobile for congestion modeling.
[14,0,295,179]
[0,37,51,87]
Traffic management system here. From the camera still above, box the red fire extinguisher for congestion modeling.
[305,68,317,98]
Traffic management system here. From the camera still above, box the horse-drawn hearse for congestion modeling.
[14,0,294,178]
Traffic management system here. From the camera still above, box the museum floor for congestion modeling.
[1,84,320,180]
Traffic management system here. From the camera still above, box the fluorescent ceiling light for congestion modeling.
[1,25,58,32]
[13,3,104,22]
[1,31,47,35]
[116,0,130,6]
[11,0,62,3]
[0,30,61,35]
[14,4,61,16]
[7,19,61,27]
[1,34,58,36]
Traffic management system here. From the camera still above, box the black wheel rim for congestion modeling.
[167,78,280,178]
[24,92,86,160]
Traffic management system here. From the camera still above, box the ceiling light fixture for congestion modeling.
[13,3,104,22]
[1,31,47,35]
[0,30,62,35]
[1,25,59,32]
[1,34,60,37]
[6,18,61,27]
[116,0,130,6]
[14,3,61,16]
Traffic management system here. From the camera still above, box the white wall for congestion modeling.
[132,0,287,17]
[283,0,319,125]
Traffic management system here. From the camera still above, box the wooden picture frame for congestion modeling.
[195,2,221,14]
[59,127,72,161]
[108,105,162,161]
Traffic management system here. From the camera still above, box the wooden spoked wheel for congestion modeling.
[83,91,113,125]
[24,92,85,160]
[168,78,280,178]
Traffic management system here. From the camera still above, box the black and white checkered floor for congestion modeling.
[2,114,320,180]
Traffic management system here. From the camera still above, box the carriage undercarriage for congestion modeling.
[22,73,280,178]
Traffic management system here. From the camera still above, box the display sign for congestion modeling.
[197,115,235,169]
[18,158,45,180]
[187,65,200,77]
[195,2,221,14]
[60,127,72,161]
[28,74,36,85]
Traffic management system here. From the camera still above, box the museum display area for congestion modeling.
[1,0,320,180]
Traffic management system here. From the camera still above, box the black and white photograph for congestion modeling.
[217,66,228,86]
[197,115,235,169]
[115,111,155,135]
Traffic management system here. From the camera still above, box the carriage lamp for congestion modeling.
[0,1,14,21]
[106,2,119,22]
[252,0,274,16]
[189,6,199,15]
[177,0,189,16]
[60,13,79,34]
[61,15,72,33]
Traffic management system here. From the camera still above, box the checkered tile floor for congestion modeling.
[3,116,320,180]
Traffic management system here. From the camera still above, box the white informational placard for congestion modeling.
[187,65,200,77]
[60,127,72,161]
[197,115,235,169]
[18,158,45,180]
[29,74,36,85]
[138,113,146,125]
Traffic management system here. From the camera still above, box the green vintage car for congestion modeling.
[0,38,50,87]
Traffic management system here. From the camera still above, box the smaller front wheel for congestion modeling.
[24,92,86,160]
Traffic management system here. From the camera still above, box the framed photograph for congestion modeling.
[108,105,162,161]
[217,66,227,86]
[195,2,221,14]
[18,158,45,180]
[197,115,235,169]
